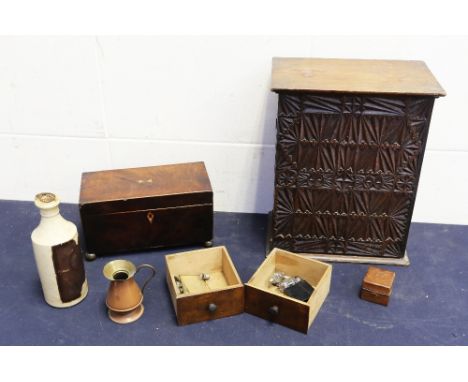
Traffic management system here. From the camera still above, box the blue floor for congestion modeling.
[0,199,467,345]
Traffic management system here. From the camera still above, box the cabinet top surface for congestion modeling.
[79,161,212,204]
[271,57,446,96]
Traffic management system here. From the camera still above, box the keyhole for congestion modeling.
[147,211,155,224]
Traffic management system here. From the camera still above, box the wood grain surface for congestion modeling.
[244,248,332,333]
[360,288,390,306]
[165,246,244,326]
[272,57,446,96]
[82,204,213,254]
[245,284,310,333]
[176,286,244,326]
[79,162,213,254]
[80,161,212,205]
[362,266,395,295]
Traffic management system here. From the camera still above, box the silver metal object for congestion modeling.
[278,276,302,292]
[174,276,185,294]
[200,273,210,281]
[269,272,303,291]
[269,272,286,286]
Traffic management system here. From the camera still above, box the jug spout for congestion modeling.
[103,259,137,281]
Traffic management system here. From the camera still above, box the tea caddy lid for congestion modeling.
[79,162,213,215]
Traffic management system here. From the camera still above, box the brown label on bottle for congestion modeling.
[52,239,86,303]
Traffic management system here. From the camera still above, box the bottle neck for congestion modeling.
[38,207,67,230]
[32,202,77,246]
[39,206,60,218]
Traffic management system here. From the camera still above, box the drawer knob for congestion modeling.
[268,305,279,316]
[147,211,155,224]
[207,303,217,313]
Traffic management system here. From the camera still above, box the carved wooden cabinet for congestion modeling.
[268,58,445,265]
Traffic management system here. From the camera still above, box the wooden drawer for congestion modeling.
[245,248,332,333]
[165,246,244,325]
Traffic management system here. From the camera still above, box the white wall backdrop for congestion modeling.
[0,36,467,224]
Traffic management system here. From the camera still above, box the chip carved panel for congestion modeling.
[272,92,434,258]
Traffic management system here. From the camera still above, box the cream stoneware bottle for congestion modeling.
[31,192,88,308]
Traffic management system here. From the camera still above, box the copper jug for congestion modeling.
[103,259,156,324]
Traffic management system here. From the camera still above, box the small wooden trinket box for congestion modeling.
[165,246,244,325]
[79,162,213,257]
[360,266,395,306]
[245,248,332,334]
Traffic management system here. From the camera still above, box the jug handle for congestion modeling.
[136,264,156,294]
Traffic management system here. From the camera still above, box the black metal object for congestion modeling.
[283,279,314,302]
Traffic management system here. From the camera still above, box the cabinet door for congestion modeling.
[272,92,434,259]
